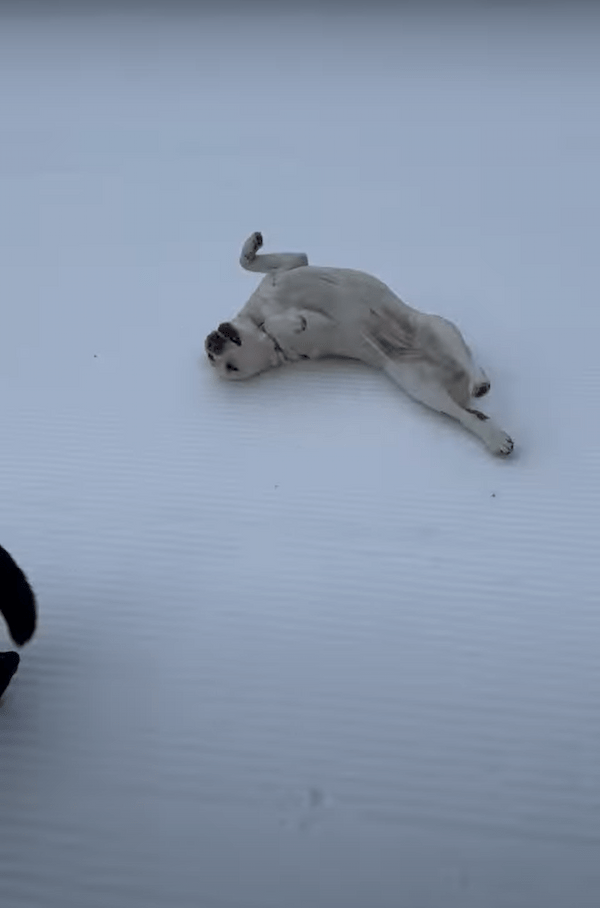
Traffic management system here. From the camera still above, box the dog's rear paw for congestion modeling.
[488,429,514,457]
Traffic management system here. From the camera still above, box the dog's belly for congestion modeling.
[244,266,419,362]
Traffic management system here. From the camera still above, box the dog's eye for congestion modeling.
[226,362,239,373]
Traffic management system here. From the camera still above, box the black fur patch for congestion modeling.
[0,651,20,699]
[466,408,489,421]
[0,544,37,647]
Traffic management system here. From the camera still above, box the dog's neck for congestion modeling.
[241,316,291,367]
[258,322,289,364]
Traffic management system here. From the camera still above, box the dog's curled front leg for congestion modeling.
[240,231,264,269]
[239,232,309,274]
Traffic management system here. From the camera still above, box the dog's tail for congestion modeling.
[0,545,37,647]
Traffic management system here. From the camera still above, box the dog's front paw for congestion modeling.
[241,231,263,263]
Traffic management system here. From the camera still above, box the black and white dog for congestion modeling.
[205,232,514,456]
[0,545,37,699]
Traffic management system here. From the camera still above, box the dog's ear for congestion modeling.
[206,331,227,355]
[217,322,242,346]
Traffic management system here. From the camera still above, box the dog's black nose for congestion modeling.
[217,322,242,346]
[205,331,227,355]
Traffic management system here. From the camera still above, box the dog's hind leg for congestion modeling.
[381,358,513,456]
[240,231,308,274]
[424,315,490,398]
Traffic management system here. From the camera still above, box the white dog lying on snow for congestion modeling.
[205,232,514,456]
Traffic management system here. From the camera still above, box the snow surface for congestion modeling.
[1,5,600,907]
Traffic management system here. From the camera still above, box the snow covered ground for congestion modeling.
[1,5,599,906]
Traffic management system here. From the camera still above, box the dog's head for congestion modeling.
[205,320,280,381]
